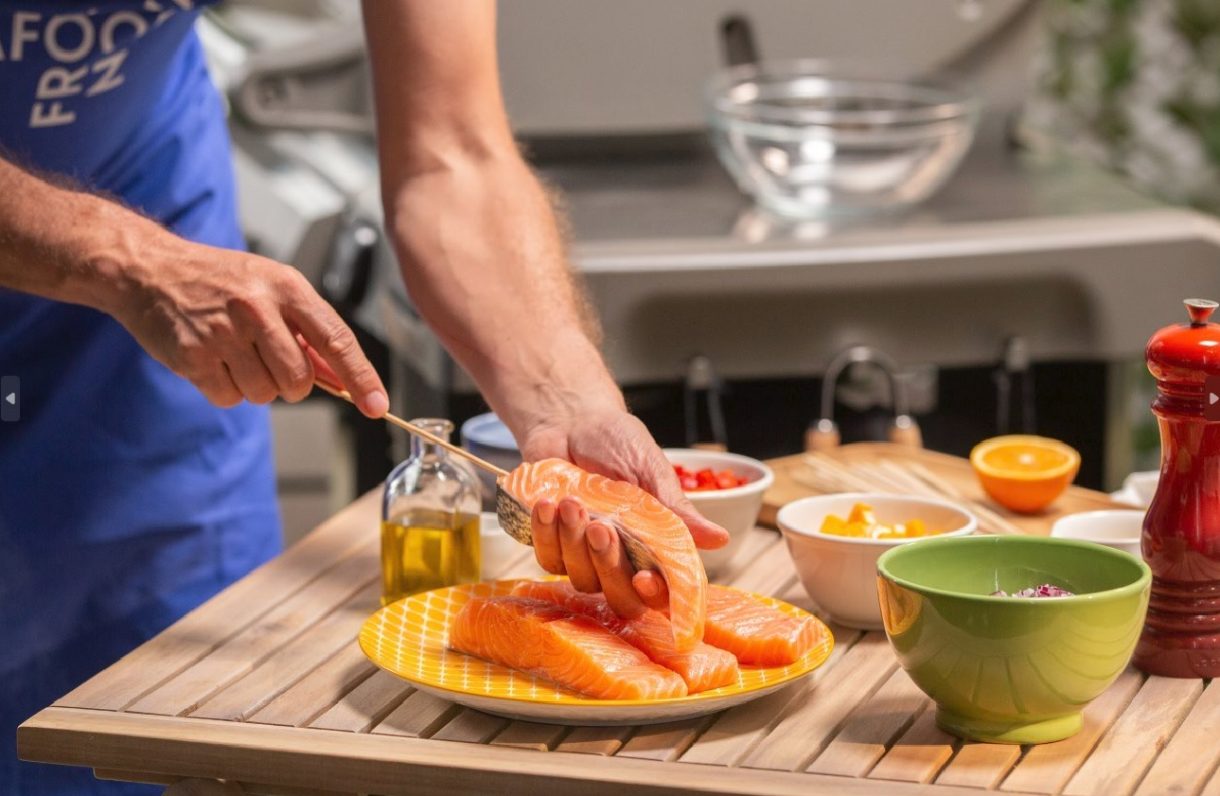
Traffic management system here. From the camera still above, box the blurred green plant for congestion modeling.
[1026,1,1220,483]
[1026,0,1220,212]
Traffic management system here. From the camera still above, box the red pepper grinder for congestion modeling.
[1134,298,1220,677]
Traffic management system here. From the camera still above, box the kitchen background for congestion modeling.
[196,0,1220,545]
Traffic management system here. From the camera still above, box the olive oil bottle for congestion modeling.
[381,419,481,605]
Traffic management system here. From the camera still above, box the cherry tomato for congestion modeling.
[673,463,751,491]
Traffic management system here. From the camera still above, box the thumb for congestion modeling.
[670,497,730,550]
[650,475,730,550]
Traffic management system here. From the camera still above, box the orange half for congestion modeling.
[970,435,1080,514]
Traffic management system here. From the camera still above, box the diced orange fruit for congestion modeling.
[970,435,1080,514]
[819,502,936,539]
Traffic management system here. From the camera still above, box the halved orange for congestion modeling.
[970,435,1081,514]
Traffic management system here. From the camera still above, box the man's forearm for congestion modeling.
[361,0,625,438]
[384,153,624,434]
[0,156,164,316]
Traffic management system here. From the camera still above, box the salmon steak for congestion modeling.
[448,595,688,700]
[511,580,739,693]
[497,458,707,651]
[703,585,822,666]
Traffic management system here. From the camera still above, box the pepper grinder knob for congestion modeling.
[1185,298,1218,326]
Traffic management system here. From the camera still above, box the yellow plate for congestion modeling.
[358,578,834,726]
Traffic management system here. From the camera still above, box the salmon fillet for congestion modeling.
[511,580,739,693]
[448,596,688,700]
[703,585,821,666]
[497,458,707,652]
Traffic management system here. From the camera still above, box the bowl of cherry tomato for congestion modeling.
[664,449,774,577]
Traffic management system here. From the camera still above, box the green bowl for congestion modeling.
[876,536,1150,744]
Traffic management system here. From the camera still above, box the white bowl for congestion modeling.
[480,511,523,577]
[461,413,522,503]
[1050,510,1144,559]
[777,492,977,629]
[1116,472,1159,508]
[664,449,775,578]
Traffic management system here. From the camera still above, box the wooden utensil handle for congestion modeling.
[313,379,509,478]
[805,421,840,452]
[888,416,923,449]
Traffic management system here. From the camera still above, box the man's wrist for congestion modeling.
[67,198,164,317]
[491,333,626,435]
[0,158,175,317]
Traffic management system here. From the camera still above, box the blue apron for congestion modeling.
[0,3,283,793]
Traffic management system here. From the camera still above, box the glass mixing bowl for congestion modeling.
[706,60,980,218]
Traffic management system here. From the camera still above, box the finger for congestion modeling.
[254,321,315,403]
[558,498,600,593]
[586,521,648,619]
[646,461,731,550]
[671,501,730,550]
[531,500,564,574]
[298,335,343,392]
[196,364,243,408]
[222,346,279,404]
[631,570,671,612]
[284,290,387,417]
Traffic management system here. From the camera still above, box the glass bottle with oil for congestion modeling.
[381,418,481,605]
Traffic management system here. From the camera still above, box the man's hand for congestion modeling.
[108,237,388,416]
[521,407,730,618]
[0,155,388,417]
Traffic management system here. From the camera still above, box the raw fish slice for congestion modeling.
[512,580,739,693]
[703,585,821,666]
[497,458,707,651]
[448,596,687,700]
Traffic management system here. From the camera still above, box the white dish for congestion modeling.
[664,449,775,578]
[1050,510,1144,558]
[777,492,976,630]
[1110,471,1159,508]
[461,412,522,501]
[479,511,523,577]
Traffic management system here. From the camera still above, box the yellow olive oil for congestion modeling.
[381,509,481,605]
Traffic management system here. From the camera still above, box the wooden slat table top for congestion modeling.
[17,443,1219,796]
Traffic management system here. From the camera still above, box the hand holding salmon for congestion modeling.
[469,459,827,702]
[497,458,708,650]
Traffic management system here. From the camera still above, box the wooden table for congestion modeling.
[18,445,1220,796]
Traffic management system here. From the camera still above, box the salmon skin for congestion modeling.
[448,595,688,700]
[511,580,739,694]
[703,585,822,667]
[497,458,707,651]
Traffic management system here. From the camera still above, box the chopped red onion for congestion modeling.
[991,584,1074,598]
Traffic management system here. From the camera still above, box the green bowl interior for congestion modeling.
[878,536,1148,600]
